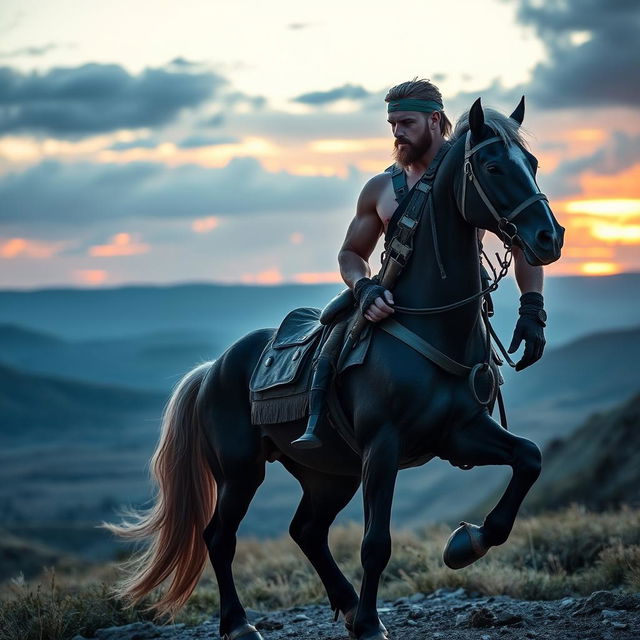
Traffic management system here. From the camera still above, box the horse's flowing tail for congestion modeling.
[103,361,217,618]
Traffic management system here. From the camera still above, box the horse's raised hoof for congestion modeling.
[222,623,264,640]
[344,607,388,639]
[443,521,489,569]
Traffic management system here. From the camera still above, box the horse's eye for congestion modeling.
[486,165,500,174]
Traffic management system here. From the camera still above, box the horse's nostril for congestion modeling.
[536,229,553,248]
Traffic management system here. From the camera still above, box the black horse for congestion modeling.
[106,98,564,640]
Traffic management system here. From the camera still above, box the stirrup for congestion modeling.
[291,414,322,449]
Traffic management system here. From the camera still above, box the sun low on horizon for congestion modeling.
[1,0,639,289]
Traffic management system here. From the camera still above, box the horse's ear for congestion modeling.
[510,96,525,126]
[469,98,484,138]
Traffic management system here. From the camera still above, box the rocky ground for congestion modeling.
[74,589,640,640]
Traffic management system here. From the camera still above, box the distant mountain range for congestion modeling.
[1,275,639,558]
[0,272,638,347]
[0,324,218,391]
[467,389,640,521]
[0,360,164,440]
[526,391,640,511]
[501,324,640,444]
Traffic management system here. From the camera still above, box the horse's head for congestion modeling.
[457,97,564,266]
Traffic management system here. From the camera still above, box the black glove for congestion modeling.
[354,276,389,317]
[508,292,547,371]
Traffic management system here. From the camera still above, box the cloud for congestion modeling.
[0,62,225,138]
[222,91,267,110]
[293,83,371,106]
[0,156,363,230]
[201,113,225,127]
[0,237,64,258]
[287,22,315,30]
[544,131,640,197]
[177,134,240,148]
[513,0,640,108]
[0,42,74,58]
[108,138,160,150]
[88,232,150,257]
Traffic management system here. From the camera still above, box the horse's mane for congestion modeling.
[450,107,530,148]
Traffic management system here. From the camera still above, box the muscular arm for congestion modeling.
[512,245,543,294]
[338,176,384,289]
[338,175,395,321]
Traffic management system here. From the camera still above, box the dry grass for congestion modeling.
[2,505,639,639]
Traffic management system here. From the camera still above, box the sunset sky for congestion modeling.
[1,0,639,288]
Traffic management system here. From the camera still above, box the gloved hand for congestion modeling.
[354,276,394,322]
[508,291,547,371]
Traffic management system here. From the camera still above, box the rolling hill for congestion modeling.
[0,324,219,391]
[525,391,640,511]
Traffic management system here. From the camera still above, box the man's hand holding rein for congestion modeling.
[354,276,395,322]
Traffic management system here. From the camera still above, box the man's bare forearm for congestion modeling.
[338,249,371,289]
[513,246,543,294]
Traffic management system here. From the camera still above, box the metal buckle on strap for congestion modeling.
[390,238,411,260]
[415,181,431,193]
[399,215,416,229]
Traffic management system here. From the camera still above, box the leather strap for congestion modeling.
[378,317,471,377]
[222,623,260,640]
[385,163,409,203]
[381,142,452,274]
[461,131,548,228]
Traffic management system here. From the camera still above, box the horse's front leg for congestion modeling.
[353,423,399,640]
[439,410,542,569]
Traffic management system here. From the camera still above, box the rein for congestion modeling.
[376,130,548,433]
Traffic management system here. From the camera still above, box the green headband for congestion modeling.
[387,98,443,113]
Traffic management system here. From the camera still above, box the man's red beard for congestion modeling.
[393,126,433,167]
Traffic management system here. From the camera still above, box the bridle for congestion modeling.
[460,130,549,246]
[391,130,552,374]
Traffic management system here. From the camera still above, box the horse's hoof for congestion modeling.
[443,521,489,569]
[343,608,388,639]
[222,623,263,640]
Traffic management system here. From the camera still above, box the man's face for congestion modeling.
[388,111,433,167]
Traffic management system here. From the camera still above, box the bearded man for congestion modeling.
[292,78,546,449]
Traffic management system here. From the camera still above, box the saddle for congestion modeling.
[249,300,370,426]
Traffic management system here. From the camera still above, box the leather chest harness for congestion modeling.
[340,132,547,427]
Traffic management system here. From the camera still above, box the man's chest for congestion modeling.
[376,170,421,233]
[376,181,398,234]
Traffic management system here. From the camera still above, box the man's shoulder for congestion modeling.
[361,170,393,195]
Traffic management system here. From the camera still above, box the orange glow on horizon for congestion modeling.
[74,269,108,285]
[565,129,606,143]
[0,237,63,259]
[293,271,342,284]
[591,223,640,243]
[309,138,389,154]
[578,165,640,199]
[240,268,284,285]
[89,233,150,257]
[563,246,615,259]
[564,199,640,217]
[579,262,621,276]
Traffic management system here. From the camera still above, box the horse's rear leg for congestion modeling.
[281,459,360,626]
[353,424,399,640]
[203,456,265,640]
[439,411,542,568]
[197,330,272,639]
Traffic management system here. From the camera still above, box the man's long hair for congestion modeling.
[385,77,452,138]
